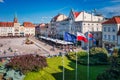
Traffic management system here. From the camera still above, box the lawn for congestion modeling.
[24,56,109,80]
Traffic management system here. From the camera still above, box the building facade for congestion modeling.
[0,16,35,37]
[49,9,104,47]
[117,28,120,46]
[23,22,35,36]
[102,16,120,49]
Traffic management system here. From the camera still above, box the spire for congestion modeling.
[14,13,18,23]
[71,8,74,13]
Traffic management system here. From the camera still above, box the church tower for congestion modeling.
[13,13,18,23]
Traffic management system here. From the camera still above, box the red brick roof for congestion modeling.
[0,22,14,27]
[73,12,81,18]
[102,16,120,24]
[23,22,34,27]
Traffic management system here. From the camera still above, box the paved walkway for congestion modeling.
[29,36,82,56]
[29,37,64,56]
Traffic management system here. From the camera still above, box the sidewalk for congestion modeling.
[29,37,64,56]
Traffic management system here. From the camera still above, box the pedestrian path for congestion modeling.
[29,37,63,56]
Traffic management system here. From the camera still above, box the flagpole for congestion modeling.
[62,30,65,80]
[75,51,77,80]
[87,31,90,80]
[62,54,65,80]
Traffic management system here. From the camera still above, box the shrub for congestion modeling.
[68,48,109,65]
[90,47,108,55]
[97,68,120,80]
[6,54,47,74]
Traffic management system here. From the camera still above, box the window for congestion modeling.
[104,35,106,39]
[112,27,115,32]
[108,27,110,32]
[97,28,98,31]
[104,27,106,32]
[108,35,110,40]
[113,35,115,40]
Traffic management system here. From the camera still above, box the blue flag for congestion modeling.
[93,38,96,44]
[64,32,76,43]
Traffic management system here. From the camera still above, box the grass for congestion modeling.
[24,56,109,80]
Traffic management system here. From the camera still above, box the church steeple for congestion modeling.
[13,13,18,23]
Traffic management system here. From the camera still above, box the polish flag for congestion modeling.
[88,32,93,40]
[77,32,88,42]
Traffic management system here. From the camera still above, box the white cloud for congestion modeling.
[0,0,4,3]
[99,5,120,18]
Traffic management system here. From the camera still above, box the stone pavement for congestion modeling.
[29,37,64,56]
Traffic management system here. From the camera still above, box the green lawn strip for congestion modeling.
[24,56,109,80]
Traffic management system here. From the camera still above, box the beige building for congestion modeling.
[0,16,35,37]
[23,22,35,36]
[102,16,120,49]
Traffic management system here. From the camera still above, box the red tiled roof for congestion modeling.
[102,16,120,24]
[51,14,61,22]
[39,23,48,28]
[0,22,14,27]
[73,12,81,18]
[23,22,34,27]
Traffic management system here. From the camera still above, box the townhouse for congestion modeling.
[102,16,120,49]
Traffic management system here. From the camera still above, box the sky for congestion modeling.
[0,0,120,24]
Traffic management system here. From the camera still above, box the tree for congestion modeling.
[6,54,47,74]
[97,48,120,80]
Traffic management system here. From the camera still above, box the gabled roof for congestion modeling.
[102,16,120,24]
[23,22,34,27]
[51,14,67,22]
[0,22,14,27]
[73,12,81,18]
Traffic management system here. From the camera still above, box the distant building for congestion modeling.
[102,16,120,49]
[23,22,35,36]
[0,15,35,37]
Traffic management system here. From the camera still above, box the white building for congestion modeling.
[0,16,35,37]
[50,13,68,39]
[102,16,120,49]
[117,28,120,46]
[50,9,104,47]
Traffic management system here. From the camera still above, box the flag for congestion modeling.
[88,32,93,40]
[64,32,76,43]
[93,38,96,44]
[77,32,88,43]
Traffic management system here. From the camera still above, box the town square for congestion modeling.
[0,0,120,80]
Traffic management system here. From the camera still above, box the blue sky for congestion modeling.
[0,0,120,24]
